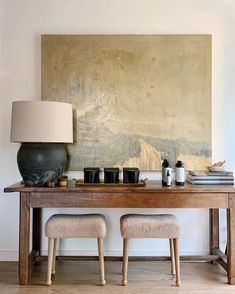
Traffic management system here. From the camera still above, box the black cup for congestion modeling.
[84,168,100,183]
[104,168,119,183]
[123,167,140,183]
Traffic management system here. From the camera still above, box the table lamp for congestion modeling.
[10,100,73,186]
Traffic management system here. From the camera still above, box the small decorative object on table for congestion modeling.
[104,168,119,183]
[57,175,68,187]
[166,170,172,187]
[84,168,100,183]
[46,181,56,188]
[208,161,226,172]
[123,167,140,183]
[175,160,185,186]
[162,159,172,186]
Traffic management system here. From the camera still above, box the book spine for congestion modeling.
[187,179,234,185]
[187,175,234,181]
[188,170,233,177]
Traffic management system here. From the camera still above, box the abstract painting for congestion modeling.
[42,35,211,170]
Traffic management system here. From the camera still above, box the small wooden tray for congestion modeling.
[75,179,146,187]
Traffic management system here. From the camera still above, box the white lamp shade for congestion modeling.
[10,101,73,143]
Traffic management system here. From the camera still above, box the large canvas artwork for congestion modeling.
[42,35,211,170]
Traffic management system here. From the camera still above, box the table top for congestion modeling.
[4,180,235,194]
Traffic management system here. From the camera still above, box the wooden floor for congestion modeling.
[0,260,235,293]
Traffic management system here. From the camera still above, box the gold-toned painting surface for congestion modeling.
[42,35,211,170]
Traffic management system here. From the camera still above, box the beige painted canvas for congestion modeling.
[42,35,211,170]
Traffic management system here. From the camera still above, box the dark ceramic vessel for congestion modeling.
[17,143,67,186]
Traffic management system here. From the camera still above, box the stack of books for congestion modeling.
[187,170,234,185]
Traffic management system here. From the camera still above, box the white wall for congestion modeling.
[1,0,235,260]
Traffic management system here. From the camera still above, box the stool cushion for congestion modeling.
[120,214,182,238]
[45,214,106,238]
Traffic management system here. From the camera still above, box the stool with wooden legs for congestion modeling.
[45,214,106,286]
[120,214,182,286]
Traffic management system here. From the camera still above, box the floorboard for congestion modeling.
[0,261,235,293]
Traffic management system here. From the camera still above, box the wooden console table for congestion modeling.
[4,181,235,285]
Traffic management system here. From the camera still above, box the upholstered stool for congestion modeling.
[120,214,182,286]
[45,214,106,286]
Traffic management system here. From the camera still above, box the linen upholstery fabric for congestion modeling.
[120,214,182,238]
[45,214,106,238]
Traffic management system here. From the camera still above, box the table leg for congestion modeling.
[19,192,30,285]
[227,194,235,285]
[33,208,42,254]
[209,209,219,255]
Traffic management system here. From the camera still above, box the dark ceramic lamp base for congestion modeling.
[17,143,67,186]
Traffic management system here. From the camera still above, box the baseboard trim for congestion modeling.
[0,251,18,261]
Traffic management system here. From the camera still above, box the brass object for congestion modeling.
[57,175,68,187]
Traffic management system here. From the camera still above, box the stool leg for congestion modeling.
[122,238,129,286]
[47,237,54,286]
[52,238,57,275]
[169,238,176,275]
[97,237,106,286]
[173,238,181,286]
[121,238,125,274]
